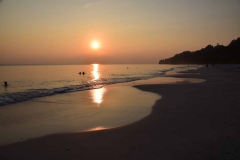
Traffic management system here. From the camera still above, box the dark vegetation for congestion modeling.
[159,37,240,64]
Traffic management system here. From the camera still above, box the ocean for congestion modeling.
[0,64,187,106]
[0,64,196,146]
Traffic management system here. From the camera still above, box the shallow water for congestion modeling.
[0,64,199,146]
[0,80,160,146]
[0,64,187,106]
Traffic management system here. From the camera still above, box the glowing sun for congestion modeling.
[91,41,100,49]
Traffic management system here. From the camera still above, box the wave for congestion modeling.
[0,67,180,106]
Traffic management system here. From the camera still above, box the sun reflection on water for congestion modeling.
[91,87,106,104]
[88,126,107,131]
[90,64,106,104]
[92,64,100,80]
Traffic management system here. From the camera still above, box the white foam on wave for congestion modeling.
[0,66,185,106]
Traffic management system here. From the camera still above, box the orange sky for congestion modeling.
[0,0,240,64]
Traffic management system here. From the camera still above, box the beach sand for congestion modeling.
[0,66,240,159]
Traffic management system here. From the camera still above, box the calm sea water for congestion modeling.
[0,64,195,146]
[0,64,186,106]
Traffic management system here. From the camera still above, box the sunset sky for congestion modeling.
[0,0,240,64]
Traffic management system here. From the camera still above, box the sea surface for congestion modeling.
[0,64,197,146]
[0,64,188,106]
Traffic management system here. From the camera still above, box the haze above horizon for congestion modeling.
[0,0,240,64]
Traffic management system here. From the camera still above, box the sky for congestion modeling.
[0,0,240,64]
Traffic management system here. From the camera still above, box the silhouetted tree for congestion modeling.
[159,37,240,64]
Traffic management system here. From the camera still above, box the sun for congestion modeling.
[91,41,100,49]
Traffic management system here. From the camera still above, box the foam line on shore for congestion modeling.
[1,66,240,159]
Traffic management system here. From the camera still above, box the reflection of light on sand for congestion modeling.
[88,126,107,131]
[92,64,100,80]
[91,87,106,104]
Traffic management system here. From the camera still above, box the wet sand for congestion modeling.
[0,66,240,159]
[0,76,192,146]
[0,80,160,146]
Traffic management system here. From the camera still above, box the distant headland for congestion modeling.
[159,37,240,64]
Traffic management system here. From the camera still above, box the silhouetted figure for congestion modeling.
[4,81,8,87]
[79,72,82,75]
[82,72,85,75]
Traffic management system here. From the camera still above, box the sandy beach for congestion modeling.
[0,66,240,159]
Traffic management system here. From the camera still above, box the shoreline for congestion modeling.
[0,75,193,147]
[0,78,161,146]
[1,66,240,159]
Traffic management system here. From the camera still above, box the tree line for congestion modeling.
[159,37,240,64]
